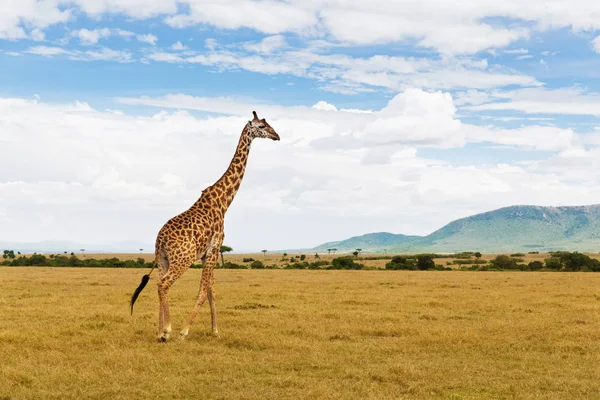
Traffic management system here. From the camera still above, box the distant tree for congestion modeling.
[80,249,85,256]
[314,253,320,259]
[417,255,435,270]
[139,248,143,253]
[544,257,562,270]
[352,251,359,257]
[327,249,332,254]
[528,261,544,271]
[491,255,517,270]
[220,245,233,266]
[474,252,482,258]
[356,248,362,256]
[3,250,15,259]
[261,249,267,258]
[300,254,306,261]
[332,248,337,254]
[70,252,75,256]
[283,252,288,257]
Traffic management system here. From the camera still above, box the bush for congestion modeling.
[329,257,363,270]
[250,260,265,269]
[510,253,525,257]
[528,261,544,271]
[300,254,306,261]
[490,255,517,270]
[242,258,255,263]
[385,257,417,270]
[222,262,247,269]
[417,255,435,270]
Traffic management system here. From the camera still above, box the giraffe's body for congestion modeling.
[131,112,280,341]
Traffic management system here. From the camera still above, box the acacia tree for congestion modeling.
[220,245,233,266]
[261,249,267,258]
[356,248,362,256]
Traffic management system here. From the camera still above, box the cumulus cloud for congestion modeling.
[593,35,600,54]
[2,92,600,250]
[2,0,600,56]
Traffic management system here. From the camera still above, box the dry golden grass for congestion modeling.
[1,267,599,399]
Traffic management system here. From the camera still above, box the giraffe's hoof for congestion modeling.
[211,330,220,338]
[159,335,169,343]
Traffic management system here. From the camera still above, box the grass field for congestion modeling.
[1,267,599,399]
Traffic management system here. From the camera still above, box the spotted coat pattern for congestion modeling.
[154,112,280,341]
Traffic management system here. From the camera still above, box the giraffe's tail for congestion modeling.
[130,263,156,315]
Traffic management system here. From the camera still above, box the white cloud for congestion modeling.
[465,125,580,151]
[68,28,157,46]
[466,87,600,116]
[516,55,534,60]
[71,28,112,45]
[145,45,539,92]
[25,45,133,62]
[2,92,600,250]
[593,35,600,54]
[171,41,187,50]
[26,46,71,56]
[3,0,600,56]
[30,29,45,41]
[505,48,529,54]
[136,33,157,45]
[243,35,287,54]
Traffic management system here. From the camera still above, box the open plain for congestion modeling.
[1,266,599,399]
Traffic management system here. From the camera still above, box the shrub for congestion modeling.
[385,257,417,270]
[222,262,247,269]
[528,261,544,271]
[544,257,562,270]
[330,257,363,270]
[250,260,265,269]
[417,255,435,270]
[490,255,517,270]
[300,254,306,261]
[510,253,525,257]
[242,258,255,263]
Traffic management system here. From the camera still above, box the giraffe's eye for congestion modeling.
[258,124,265,128]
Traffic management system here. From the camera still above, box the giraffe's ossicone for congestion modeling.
[130,111,280,342]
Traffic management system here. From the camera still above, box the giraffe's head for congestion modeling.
[246,111,280,141]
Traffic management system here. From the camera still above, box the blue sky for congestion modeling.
[2,1,600,252]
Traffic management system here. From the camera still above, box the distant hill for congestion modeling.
[311,204,600,254]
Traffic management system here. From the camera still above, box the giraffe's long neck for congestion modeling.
[195,128,252,214]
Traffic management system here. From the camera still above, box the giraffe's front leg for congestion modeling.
[179,248,219,340]
[207,278,219,337]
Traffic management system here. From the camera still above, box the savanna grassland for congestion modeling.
[1,267,599,400]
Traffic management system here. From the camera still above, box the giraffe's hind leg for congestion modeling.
[157,258,191,342]
[179,242,220,340]
[156,251,169,339]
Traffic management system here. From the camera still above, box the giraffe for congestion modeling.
[130,111,280,342]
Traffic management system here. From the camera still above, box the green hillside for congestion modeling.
[310,204,600,254]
